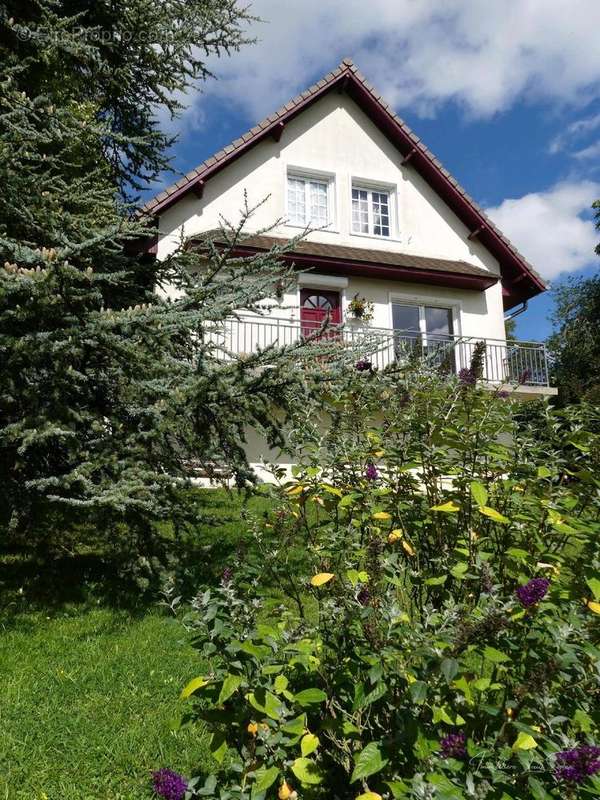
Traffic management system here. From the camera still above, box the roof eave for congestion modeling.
[192,240,499,293]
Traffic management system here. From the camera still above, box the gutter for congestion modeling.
[504,300,528,322]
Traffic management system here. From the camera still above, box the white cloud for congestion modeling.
[179,0,600,125]
[486,181,600,280]
[572,140,600,160]
[549,112,600,156]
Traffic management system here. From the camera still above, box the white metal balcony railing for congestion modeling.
[206,314,551,388]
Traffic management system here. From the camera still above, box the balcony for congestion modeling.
[208,314,555,394]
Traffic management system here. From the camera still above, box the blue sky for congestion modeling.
[147,0,600,341]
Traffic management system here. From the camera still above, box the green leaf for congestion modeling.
[350,742,388,783]
[282,714,306,736]
[240,641,272,660]
[483,646,511,664]
[586,577,600,601]
[440,658,459,683]
[301,733,320,756]
[291,758,323,785]
[218,674,243,705]
[450,562,468,579]
[512,732,537,751]
[253,766,279,795]
[181,676,210,699]
[432,706,454,724]
[346,569,369,586]
[537,466,552,479]
[385,780,410,798]
[573,708,593,733]
[479,506,510,524]
[431,501,460,513]
[506,548,529,561]
[321,484,343,497]
[274,675,289,693]
[294,688,327,706]
[528,777,553,800]
[470,481,488,507]
[343,721,360,736]
[452,676,473,705]
[409,680,427,704]
[210,731,228,764]
[425,575,447,586]
[357,793,383,800]
[248,690,282,720]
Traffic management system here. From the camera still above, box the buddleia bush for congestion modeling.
[168,369,600,800]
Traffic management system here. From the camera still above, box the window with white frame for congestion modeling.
[392,302,454,340]
[287,174,330,227]
[392,301,457,371]
[352,186,391,237]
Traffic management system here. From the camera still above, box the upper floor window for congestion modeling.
[352,186,391,237]
[287,175,330,227]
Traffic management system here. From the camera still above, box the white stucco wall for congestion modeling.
[155,90,507,343]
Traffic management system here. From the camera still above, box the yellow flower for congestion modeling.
[388,529,402,544]
[402,540,416,557]
[247,722,258,736]
[311,572,334,586]
[279,781,293,799]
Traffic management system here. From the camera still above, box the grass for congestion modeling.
[0,607,208,800]
[0,489,274,800]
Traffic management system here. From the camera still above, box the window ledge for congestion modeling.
[283,223,340,235]
[349,231,403,245]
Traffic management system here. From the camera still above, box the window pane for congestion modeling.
[352,188,369,233]
[424,307,453,338]
[372,191,390,237]
[309,181,328,226]
[303,294,333,309]
[392,304,420,335]
[287,177,306,225]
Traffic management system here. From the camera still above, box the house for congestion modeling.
[144,59,556,407]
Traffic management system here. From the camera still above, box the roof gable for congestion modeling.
[144,59,546,309]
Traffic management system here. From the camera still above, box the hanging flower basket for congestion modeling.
[348,293,374,322]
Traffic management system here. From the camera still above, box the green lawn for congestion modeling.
[0,607,209,800]
[0,489,274,800]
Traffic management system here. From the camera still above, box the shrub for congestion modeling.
[172,370,600,799]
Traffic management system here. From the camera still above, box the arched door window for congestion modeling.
[300,288,341,335]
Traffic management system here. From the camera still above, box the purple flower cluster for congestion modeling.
[458,367,476,386]
[152,768,187,800]
[357,586,371,606]
[152,769,188,800]
[221,566,233,586]
[498,390,510,399]
[515,577,550,608]
[365,463,379,481]
[440,731,467,759]
[355,359,372,372]
[554,745,600,784]
[518,368,531,385]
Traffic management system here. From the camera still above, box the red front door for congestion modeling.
[300,289,341,337]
